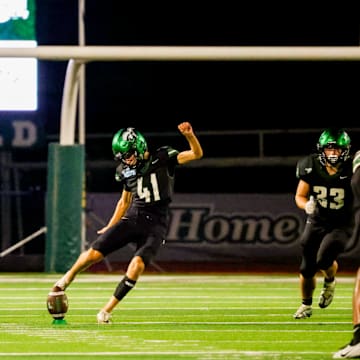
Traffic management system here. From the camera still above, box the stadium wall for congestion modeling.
[85,193,360,274]
[2,192,359,273]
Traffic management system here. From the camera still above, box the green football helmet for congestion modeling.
[112,127,147,164]
[317,128,351,166]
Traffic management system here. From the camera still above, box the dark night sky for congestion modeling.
[35,1,360,135]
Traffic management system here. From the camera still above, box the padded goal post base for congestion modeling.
[45,143,85,273]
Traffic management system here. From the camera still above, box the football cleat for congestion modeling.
[53,273,70,291]
[319,279,336,309]
[333,342,360,358]
[293,304,312,319]
[97,310,112,324]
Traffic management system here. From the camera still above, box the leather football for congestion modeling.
[47,288,69,319]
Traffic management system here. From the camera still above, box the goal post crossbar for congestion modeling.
[1,46,360,61]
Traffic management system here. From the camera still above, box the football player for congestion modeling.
[52,121,203,324]
[333,151,360,358]
[293,128,353,319]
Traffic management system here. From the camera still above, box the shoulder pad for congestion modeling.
[296,155,315,179]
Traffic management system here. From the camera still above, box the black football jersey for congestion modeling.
[296,154,353,223]
[115,146,179,209]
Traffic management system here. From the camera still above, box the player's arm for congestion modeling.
[295,155,318,214]
[295,179,311,210]
[296,180,317,215]
[176,122,203,165]
[97,189,133,234]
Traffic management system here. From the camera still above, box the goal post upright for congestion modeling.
[45,59,85,273]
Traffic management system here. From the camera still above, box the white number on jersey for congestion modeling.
[313,186,345,210]
[137,173,161,202]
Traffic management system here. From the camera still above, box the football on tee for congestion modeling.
[47,287,69,320]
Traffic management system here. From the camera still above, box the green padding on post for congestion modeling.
[45,143,84,273]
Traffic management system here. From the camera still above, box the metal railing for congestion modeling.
[10,127,360,169]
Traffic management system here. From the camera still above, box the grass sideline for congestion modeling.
[0,272,356,359]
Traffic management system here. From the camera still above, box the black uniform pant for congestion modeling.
[299,219,352,278]
[91,208,168,266]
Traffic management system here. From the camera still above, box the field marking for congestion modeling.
[0,274,357,284]
[0,321,352,327]
[0,350,336,356]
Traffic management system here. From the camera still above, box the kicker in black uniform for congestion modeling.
[51,122,203,324]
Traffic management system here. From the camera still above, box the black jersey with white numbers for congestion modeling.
[115,146,179,213]
[296,154,353,224]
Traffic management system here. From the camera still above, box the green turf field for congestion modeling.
[0,273,356,359]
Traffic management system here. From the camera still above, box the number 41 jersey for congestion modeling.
[115,146,180,212]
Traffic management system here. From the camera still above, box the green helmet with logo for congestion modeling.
[112,127,147,164]
[317,128,351,165]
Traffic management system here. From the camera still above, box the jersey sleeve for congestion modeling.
[354,151,360,174]
[157,146,180,164]
[115,164,123,182]
[296,155,314,181]
[115,164,136,182]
